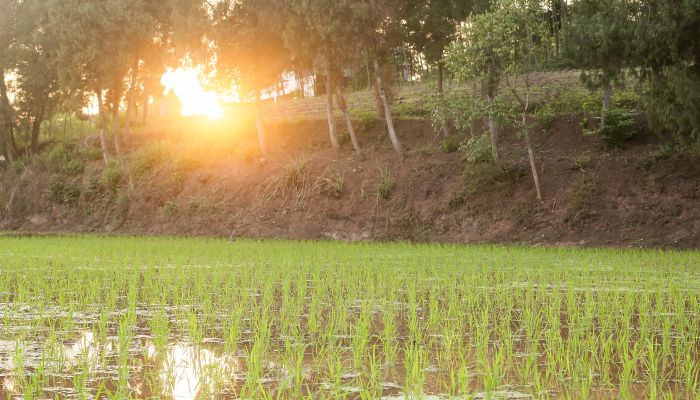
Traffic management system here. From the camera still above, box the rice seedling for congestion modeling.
[0,236,698,398]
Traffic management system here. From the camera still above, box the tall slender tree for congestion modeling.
[283,0,364,154]
[214,0,289,158]
[353,0,406,160]
[0,0,20,162]
[563,0,635,123]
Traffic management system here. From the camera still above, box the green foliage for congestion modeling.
[40,143,85,176]
[596,109,638,147]
[442,137,460,153]
[10,156,30,174]
[351,110,377,134]
[562,0,635,90]
[446,1,548,93]
[613,89,642,110]
[460,134,493,164]
[393,101,429,119]
[48,176,81,204]
[100,162,123,192]
[534,105,557,130]
[430,91,514,134]
[550,88,600,115]
[645,66,700,153]
[130,142,169,174]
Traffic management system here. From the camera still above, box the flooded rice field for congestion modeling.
[0,236,698,399]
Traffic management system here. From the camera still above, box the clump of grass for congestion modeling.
[376,164,395,199]
[565,172,598,224]
[462,162,520,195]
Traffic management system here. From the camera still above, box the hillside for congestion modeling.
[1,75,699,248]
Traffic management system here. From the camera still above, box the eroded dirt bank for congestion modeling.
[2,117,699,248]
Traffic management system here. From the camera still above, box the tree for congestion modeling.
[214,0,289,158]
[563,0,635,123]
[0,0,20,162]
[353,0,406,160]
[446,5,516,162]
[502,0,549,202]
[283,0,363,155]
[48,0,129,162]
[446,0,548,199]
[400,0,486,94]
[12,0,63,155]
[635,0,700,151]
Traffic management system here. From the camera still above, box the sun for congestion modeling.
[161,68,223,120]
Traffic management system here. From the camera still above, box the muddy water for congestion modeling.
[0,302,679,400]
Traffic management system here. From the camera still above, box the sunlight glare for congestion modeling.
[161,68,223,120]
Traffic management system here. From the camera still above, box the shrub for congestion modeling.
[596,109,637,147]
[557,88,599,114]
[42,143,85,176]
[352,110,377,133]
[393,101,429,119]
[613,89,642,110]
[131,142,169,173]
[48,176,81,204]
[534,105,557,130]
[163,201,180,220]
[83,175,102,200]
[460,134,493,163]
[100,162,123,192]
[11,156,29,174]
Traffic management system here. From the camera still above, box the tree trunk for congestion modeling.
[111,106,122,156]
[437,60,451,138]
[255,89,268,158]
[325,74,340,153]
[0,132,6,162]
[97,91,110,164]
[296,70,305,99]
[525,130,542,202]
[488,114,500,164]
[374,59,404,160]
[124,98,134,145]
[30,105,45,155]
[142,97,149,126]
[123,49,140,146]
[0,70,17,162]
[335,86,361,155]
[522,86,542,201]
[601,81,613,126]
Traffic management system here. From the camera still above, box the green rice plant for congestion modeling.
[0,237,698,398]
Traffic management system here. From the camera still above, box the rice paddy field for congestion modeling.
[0,236,698,399]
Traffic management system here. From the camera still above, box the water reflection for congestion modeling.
[64,331,99,367]
[161,344,239,399]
